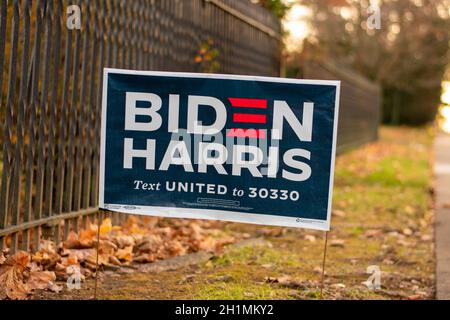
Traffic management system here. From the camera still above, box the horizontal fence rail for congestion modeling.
[0,0,281,253]
[303,60,381,154]
[0,0,380,254]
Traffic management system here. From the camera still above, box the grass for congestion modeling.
[192,126,435,300]
[35,126,435,300]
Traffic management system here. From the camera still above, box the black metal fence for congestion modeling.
[0,0,281,253]
[0,0,381,254]
[303,60,381,154]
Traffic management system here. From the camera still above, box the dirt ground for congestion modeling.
[33,126,435,300]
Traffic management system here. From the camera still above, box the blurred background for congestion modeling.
[1,0,450,300]
[258,0,450,127]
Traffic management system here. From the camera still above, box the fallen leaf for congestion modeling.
[402,228,413,236]
[364,229,382,238]
[332,210,346,218]
[195,236,217,252]
[134,235,163,254]
[114,235,135,249]
[164,240,186,256]
[27,271,56,291]
[54,263,66,272]
[330,239,345,247]
[63,231,93,249]
[61,249,95,264]
[79,225,97,242]
[47,281,63,293]
[116,246,133,262]
[32,241,60,268]
[109,256,122,266]
[313,266,324,273]
[142,216,159,228]
[0,251,30,299]
[100,218,113,235]
[265,275,313,289]
[99,240,118,255]
[421,234,432,241]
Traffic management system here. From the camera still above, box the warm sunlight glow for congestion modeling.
[441,81,450,105]
[439,105,450,134]
[439,82,450,133]
[283,4,311,52]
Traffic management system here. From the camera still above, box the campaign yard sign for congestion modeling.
[99,69,340,231]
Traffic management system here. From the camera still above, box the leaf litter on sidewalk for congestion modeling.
[0,216,238,299]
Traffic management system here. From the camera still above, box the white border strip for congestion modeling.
[102,68,341,86]
[103,204,330,231]
[99,68,341,231]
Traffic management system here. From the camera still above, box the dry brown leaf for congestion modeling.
[99,240,118,255]
[47,281,63,293]
[142,216,159,228]
[63,231,93,249]
[195,237,217,252]
[86,251,110,268]
[0,212,236,299]
[61,249,95,264]
[165,240,186,256]
[330,239,345,247]
[100,218,113,235]
[0,251,30,300]
[265,275,313,289]
[27,271,56,291]
[109,256,121,266]
[332,210,346,218]
[134,235,162,253]
[122,216,147,235]
[364,229,382,238]
[116,246,133,262]
[32,241,60,268]
[114,234,135,248]
[54,263,66,272]
[79,225,97,242]
[133,253,157,263]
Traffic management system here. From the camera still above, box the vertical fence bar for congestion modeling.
[0,0,20,250]
[0,0,285,252]
[0,0,7,249]
[21,0,44,251]
[54,3,73,244]
[44,0,62,244]
[10,0,32,253]
[32,0,52,250]
[64,0,82,239]
[74,0,90,229]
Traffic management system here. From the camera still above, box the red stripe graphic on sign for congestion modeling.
[233,113,266,124]
[227,129,267,138]
[228,98,267,109]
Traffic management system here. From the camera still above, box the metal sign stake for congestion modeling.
[94,210,101,300]
[320,231,329,299]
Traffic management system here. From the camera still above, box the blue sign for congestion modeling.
[100,69,340,230]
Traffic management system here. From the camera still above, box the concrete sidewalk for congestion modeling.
[435,131,450,300]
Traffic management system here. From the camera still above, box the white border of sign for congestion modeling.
[99,68,340,231]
